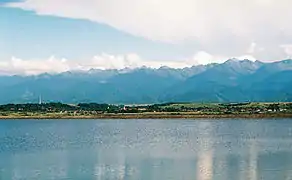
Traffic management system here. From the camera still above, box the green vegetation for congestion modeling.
[157,102,292,113]
[0,102,291,119]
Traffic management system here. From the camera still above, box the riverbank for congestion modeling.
[0,102,291,119]
[1,112,292,119]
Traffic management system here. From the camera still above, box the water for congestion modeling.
[0,119,292,180]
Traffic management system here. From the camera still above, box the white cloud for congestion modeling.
[183,51,257,65]
[0,52,257,75]
[187,51,226,65]
[5,0,292,45]
[280,44,292,58]
[0,56,73,75]
[247,42,257,54]
[4,0,292,61]
[90,53,143,70]
[0,54,181,75]
[81,53,191,70]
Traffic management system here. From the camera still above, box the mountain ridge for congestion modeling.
[0,59,291,104]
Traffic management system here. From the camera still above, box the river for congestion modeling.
[0,119,292,180]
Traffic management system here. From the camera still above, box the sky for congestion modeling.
[1,0,292,75]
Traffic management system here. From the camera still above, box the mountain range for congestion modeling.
[0,59,291,104]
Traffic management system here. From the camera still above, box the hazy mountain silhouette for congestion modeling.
[0,59,291,104]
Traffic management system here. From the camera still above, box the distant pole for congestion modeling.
[39,95,42,104]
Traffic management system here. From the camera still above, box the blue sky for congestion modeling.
[1,5,196,61]
[1,0,292,74]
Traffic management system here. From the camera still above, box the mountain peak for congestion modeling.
[225,58,240,63]
[281,59,292,64]
[159,66,171,70]
[224,58,255,64]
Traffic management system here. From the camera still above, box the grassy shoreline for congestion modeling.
[1,112,291,119]
[0,102,291,119]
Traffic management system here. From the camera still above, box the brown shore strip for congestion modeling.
[0,113,292,119]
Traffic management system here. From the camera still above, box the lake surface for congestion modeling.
[0,119,292,180]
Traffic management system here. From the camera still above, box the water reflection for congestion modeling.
[0,119,292,180]
[196,121,213,180]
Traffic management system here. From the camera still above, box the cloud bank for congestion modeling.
[5,0,292,43]
[5,0,292,48]
[0,53,256,75]
[3,0,292,73]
